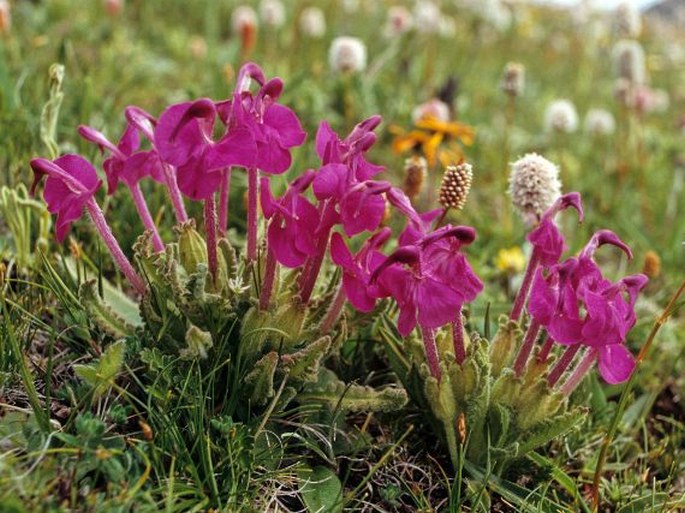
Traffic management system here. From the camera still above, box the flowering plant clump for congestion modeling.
[30,63,647,474]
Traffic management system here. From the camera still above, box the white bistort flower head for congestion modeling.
[299,7,326,38]
[584,109,616,136]
[412,98,451,123]
[544,99,579,134]
[414,0,441,34]
[329,37,367,73]
[259,0,285,28]
[509,153,562,226]
[232,5,258,35]
[384,6,414,38]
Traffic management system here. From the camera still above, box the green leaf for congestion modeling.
[74,340,126,398]
[243,351,279,406]
[616,493,680,513]
[298,465,343,513]
[78,280,137,337]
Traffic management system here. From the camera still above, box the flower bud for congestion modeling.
[231,6,258,55]
[584,108,616,136]
[176,220,208,275]
[500,62,525,97]
[0,0,11,33]
[439,163,473,211]
[259,0,285,28]
[642,250,661,279]
[402,155,427,200]
[329,36,367,73]
[544,99,579,134]
[508,153,561,226]
[299,7,326,38]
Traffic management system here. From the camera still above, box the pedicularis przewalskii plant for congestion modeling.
[30,63,647,474]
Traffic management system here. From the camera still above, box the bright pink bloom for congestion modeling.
[529,230,648,384]
[30,155,102,242]
[260,171,320,268]
[527,192,583,266]
[371,226,482,336]
[330,229,390,312]
[155,99,256,200]
[218,63,306,175]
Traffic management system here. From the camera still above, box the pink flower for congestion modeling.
[30,155,102,242]
[155,98,256,200]
[330,229,390,312]
[527,192,583,267]
[78,124,164,194]
[260,171,320,268]
[315,116,384,180]
[372,225,482,336]
[219,63,306,175]
[529,230,648,384]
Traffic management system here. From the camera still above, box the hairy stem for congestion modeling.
[259,247,277,311]
[218,167,232,236]
[163,163,188,223]
[510,249,539,321]
[129,183,164,252]
[421,327,442,381]
[247,167,258,262]
[560,348,595,396]
[513,318,541,377]
[85,199,146,295]
[452,308,466,365]
[547,344,581,387]
[320,283,346,334]
[204,195,218,284]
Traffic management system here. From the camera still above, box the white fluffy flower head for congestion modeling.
[329,37,367,73]
[544,99,579,134]
[509,153,562,225]
[584,109,616,136]
[299,7,326,38]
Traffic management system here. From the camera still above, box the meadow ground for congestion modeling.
[0,1,683,511]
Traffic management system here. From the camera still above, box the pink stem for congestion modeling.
[510,249,540,321]
[204,195,218,284]
[536,334,554,363]
[218,167,232,237]
[452,308,466,365]
[298,230,330,305]
[129,183,164,252]
[320,283,347,334]
[259,247,277,311]
[547,344,582,387]
[85,199,146,295]
[247,167,258,262]
[162,164,188,223]
[513,318,541,377]
[560,348,596,396]
[421,327,442,381]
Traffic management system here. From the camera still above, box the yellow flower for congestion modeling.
[495,247,526,275]
[391,115,475,167]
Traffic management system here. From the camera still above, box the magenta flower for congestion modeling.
[330,229,390,312]
[155,98,256,200]
[30,155,146,294]
[30,154,102,242]
[315,116,384,180]
[529,230,648,384]
[372,226,482,336]
[260,171,320,268]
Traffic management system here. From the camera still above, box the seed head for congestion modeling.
[402,156,427,200]
[508,153,561,226]
[329,37,367,73]
[439,163,473,211]
[501,62,525,97]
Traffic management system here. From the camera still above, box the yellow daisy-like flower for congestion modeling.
[391,115,475,167]
[495,247,526,275]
